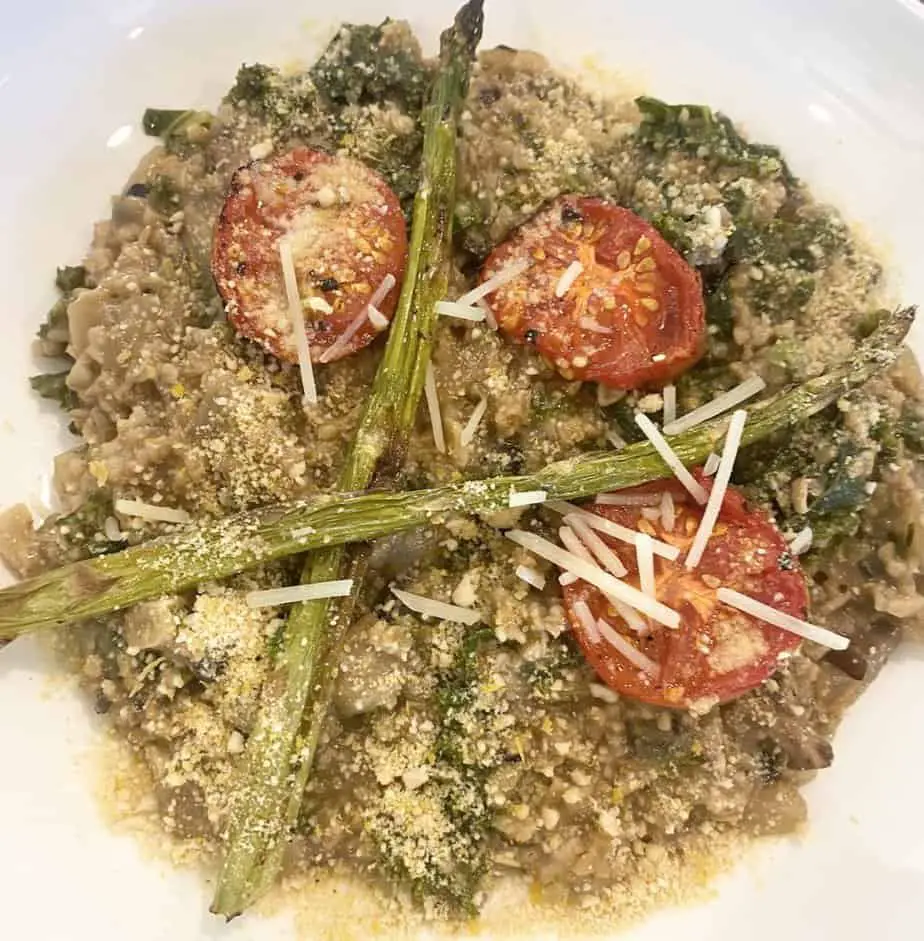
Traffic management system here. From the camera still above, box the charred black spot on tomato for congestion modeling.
[524,329,539,344]
[235,261,248,276]
[292,170,305,182]
[318,277,340,292]
[560,204,583,225]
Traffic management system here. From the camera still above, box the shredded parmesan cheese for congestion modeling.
[660,491,675,533]
[596,618,659,674]
[571,600,600,644]
[547,501,680,561]
[505,529,680,629]
[459,396,488,449]
[685,410,747,570]
[509,489,547,508]
[595,492,664,507]
[636,533,656,598]
[559,572,578,586]
[555,260,584,298]
[435,300,486,322]
[789,526,813,556]
[114,498,190,525]
[305,296,333,315]
[279,237,317,404]
[662,384,677,426]
[515,564,546,590]
[579,317,614,335]
[716,587,849,650]
[367,306,389,330]
[424,362,446,454]
[703,452,721,476]
[559,526,597,565]
[246,579,353,608]
[634,413,708,504]
[319,273,396,363]
[457,259,530,305]
[662,376,766,435]
[391,587,481,625]
[563,514,627,578]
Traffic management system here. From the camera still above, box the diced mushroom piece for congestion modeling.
[122,597,184,652]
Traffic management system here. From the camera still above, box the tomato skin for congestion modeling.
[481,196,706,389]
[563,476,806,709]
[212,148,407,364]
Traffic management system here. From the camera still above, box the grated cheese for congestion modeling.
[703,452,721,476]
[435,300,486,322]
[685,410,747,570]
[305,296,333,315]
[564,514,628,577]
[662,375,766,435]
[457,258,530,306]
[595,492,664,507]
[789,526,813,556]
[246,579,353,608]
[114,498,190,525]
[509,489,547,508]
[279,237,318,404]
[515,564,546,590]
[636,532,656,598]
[660,491,676,533]
[547,500,680,561]
[571,600,600,644]
[367,305,389,330]
[662,384,677,426]
[391,587,481,625]
[716,587,849,650]
[559,572,578,586]
[634,412,708,504]
[505,529,680,629]
[555,260,584,298]
[318,273,396,363]
[423,362,446,454]
[596,618,659,675]
[579,317,614,335]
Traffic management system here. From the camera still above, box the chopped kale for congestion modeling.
[54,265,88,293]
[29,372,77,409]
[310,22,430,111]
[226,64,276,109]
[635,96,796,184]
[736,410,877,550]
[41,491,122,560]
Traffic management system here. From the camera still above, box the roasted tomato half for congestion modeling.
[482,196,706,388]
[563,477,807,708]
[212,148,407,364]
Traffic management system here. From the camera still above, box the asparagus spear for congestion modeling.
[0,306,912,640]
[211,0,485,917]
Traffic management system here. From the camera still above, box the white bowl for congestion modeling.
[1,1,923,938]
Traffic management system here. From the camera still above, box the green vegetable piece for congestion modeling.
[210,1,485,919]
[54,265,87,293]
[0,306,913,644]
[29,372,77,409]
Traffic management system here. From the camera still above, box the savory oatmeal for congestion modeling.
[1,0,922,933]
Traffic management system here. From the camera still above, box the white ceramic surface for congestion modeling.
[1,1,923,938]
